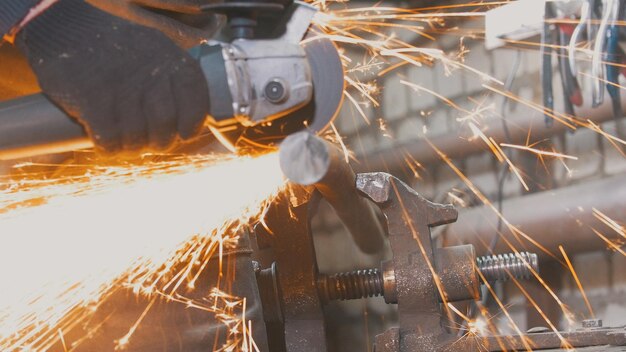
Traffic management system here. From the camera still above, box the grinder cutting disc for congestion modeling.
[236,30,344,148]
[299,30,345,133]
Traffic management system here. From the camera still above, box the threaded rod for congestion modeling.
[476,252,538,282]
[317,269,383,301]
[318,252,538,302]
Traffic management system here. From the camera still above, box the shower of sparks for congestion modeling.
[0,152,285,350]
[309,1,504,122]
[310,0,608,345]
[151,288,261,352]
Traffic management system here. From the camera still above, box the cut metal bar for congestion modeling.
[279,131,386,254]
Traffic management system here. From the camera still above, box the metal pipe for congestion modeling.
[362,91,626,172]
[442,173,626,257]
[0,94,91,160]
[279,131,386,254]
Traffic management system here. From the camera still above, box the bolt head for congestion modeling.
[264,79,288,104]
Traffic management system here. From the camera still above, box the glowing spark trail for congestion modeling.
[559,245,595,319]
[0,152,285,350]
[499,143,579,161]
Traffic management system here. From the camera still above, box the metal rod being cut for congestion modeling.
[279,131,386,254]
[0,94,91,160]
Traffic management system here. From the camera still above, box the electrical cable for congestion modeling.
[459,50,522,335]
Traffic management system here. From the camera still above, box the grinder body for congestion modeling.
[0,1,343,160]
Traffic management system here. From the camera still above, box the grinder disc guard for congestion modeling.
[235,30,345,149]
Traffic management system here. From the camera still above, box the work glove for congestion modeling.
[87,0,223,49]
[15,0,211,153]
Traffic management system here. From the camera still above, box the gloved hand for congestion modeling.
[15,0,211,153]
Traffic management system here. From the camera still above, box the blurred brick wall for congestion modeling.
[320,8,626,345]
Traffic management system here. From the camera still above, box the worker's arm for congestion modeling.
[6,0,211,153]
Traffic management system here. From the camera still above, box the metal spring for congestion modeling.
[317,269,383,301]
[476,252,538,282]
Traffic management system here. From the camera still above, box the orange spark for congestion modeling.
[500,143,579,160]
[559,246,595,319]
[593,208,626,239]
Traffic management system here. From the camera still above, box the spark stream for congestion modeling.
[0,152,284,351]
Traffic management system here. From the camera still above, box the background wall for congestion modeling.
[313,2,626,350]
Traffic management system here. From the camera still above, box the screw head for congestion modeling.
[264,79,288,104]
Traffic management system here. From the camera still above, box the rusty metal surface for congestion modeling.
[357,172,460,352]
[540,347,626,351]
[258,191,328,352]
[374,320,626,351]
[435,245,480,302]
